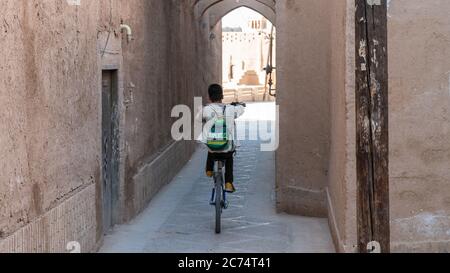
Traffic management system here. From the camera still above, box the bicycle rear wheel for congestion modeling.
[215,178,223,234]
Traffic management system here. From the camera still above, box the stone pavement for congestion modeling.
[100,103,335,253]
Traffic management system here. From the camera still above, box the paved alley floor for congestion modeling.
[100,103,335,253]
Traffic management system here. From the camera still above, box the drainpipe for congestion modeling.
[120,24,133,42]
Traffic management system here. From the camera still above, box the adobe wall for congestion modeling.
[0,0,221,253]
[388,0,450,252]
[116,0,222,222]
[0,0,102,252]
[327,0,450,253]
[276,0,332,217]
[326,0,358,253]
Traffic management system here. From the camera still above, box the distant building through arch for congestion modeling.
[221,8,276,88]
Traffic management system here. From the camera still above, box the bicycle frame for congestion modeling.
[210,160,227,234]
[210,160,227,207]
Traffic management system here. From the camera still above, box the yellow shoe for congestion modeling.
[206,171,214,178]
[225,182,236,193]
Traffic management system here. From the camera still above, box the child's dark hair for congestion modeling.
[208,84,224,102]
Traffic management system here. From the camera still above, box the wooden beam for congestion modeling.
[355,0,390,253]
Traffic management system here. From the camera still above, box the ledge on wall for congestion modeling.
[276,185,328,218]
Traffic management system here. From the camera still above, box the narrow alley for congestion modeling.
[1,0,450,255]
[100,103,334,253]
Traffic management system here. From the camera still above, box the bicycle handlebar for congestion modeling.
[230,102,247,107]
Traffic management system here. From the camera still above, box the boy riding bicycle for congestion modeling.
[203,84,245,193]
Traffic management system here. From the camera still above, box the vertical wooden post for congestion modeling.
[355,0,390,253]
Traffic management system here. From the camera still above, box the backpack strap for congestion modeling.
[207,104,226,119]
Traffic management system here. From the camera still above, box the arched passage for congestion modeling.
[195,0,276,28]
[195,0,333,223]
[195,0,337,247]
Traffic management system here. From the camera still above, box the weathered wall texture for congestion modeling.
[276,0,332,217]
[0,0,101,252]
[0,0,220,253]
[388,0,450,252]
[326,0,358,253]
[116,0,221,222]
[326,0,450,253]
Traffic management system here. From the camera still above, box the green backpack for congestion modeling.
[206,106,232,151]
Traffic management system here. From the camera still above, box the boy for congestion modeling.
[203,84,245,193]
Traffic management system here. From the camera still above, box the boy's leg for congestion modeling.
[224,152,234,183]
[224,152,236,193]
[206,152,215,177]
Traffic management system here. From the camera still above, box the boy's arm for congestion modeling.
[195,104,204,122]
[229,102,246,119]
[202,105,210,121]
[234,105,245,119]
